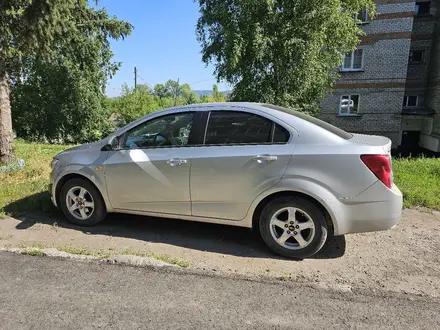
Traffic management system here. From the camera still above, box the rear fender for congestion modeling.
[244,178,342,234]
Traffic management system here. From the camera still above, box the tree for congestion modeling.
[212,84,225,102]
[109,80,221,125]
[107,84,160,125]
[196,0,375,113]
[164,79,182,106]
[181,83,199,104]
[12,61,115,143]
[0,0,132,162]
[12,5,132,143]
[153,84,168,98]
[153,80,200,107]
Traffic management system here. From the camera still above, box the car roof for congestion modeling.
[110,102,351,145]
[174,102,352,141]
[165,102,265,112]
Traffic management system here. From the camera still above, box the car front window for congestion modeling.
[123,112,195,149]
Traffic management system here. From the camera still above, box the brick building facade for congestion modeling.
[321,0,440,152]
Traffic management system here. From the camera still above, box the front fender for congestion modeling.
[52,163,112,212]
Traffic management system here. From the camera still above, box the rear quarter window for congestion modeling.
[273,123,290,143]
[263,104,353,140]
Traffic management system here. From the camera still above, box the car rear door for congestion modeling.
[190,109,296,221]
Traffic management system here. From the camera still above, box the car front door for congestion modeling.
[190,110,295,220]
[104,111,197,215]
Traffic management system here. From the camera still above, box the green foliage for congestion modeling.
[107,81,226,125]
[8,1,133,144]
[198,84,226,103]
[12,62,115,143]
[107,84,161,126]
[196,0,375,112]
[2,0,133,73]
[212,84,226,102]
[181,84,199,105]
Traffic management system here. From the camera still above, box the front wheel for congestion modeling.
[259,197,328,259]
[59,178,107,226]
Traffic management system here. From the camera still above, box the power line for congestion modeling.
[136,73,146,82]
[133,69,221,89]
[133,67,153,89]
[190,77,217,85]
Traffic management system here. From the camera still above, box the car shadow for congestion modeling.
[6,192,346,260]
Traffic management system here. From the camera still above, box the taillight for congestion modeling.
[360,154,392,189]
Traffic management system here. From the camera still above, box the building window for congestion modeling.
[342,49,364,71]
[339,95,360,115]
[355,8,369,24]
[415,2,430,16]
[403,96,418,107]
[409,50,425,64]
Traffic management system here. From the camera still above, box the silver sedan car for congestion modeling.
[49,103,402,258]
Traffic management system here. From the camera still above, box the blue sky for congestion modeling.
[94,0,228,97]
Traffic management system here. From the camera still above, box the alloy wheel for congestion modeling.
[65,186,95,220]
[269,207,315,250]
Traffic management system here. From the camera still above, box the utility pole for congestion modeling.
[134,67,137,89]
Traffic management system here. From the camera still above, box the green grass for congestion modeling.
[56,245,113,258]
[16,243,50,249]
[122,249,191,268]
[15,243,112,258]
[21,249,45,256]
[0,140,72,216]
[7,243,190,267]
[392,157,440,210]
[1,141,440,216]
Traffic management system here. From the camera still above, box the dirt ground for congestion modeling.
[0,208,439,297]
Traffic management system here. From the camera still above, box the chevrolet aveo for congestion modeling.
[49,103,402,258]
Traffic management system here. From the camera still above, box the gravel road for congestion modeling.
[0,252,439,330]
[1,208,439,297]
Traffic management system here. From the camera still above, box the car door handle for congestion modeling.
[166,158,188,167]
[253,154,277,164]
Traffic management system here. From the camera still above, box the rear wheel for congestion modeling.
[259,197,328,258]
[59,178,107,226]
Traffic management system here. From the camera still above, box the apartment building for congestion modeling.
[321,0,440,152]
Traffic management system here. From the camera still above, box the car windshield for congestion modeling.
[263,104,353,140]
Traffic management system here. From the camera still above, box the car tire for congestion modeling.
[59,178,107,226]
[259,197,328,259]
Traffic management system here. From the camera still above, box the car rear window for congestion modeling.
[205,111,273,145]
[263,104,353,140]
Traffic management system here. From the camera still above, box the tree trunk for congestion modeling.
[0,59,13,164]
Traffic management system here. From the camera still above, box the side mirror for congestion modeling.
[101,136,120,151]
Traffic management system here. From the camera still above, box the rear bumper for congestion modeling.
[333,182,403,236]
